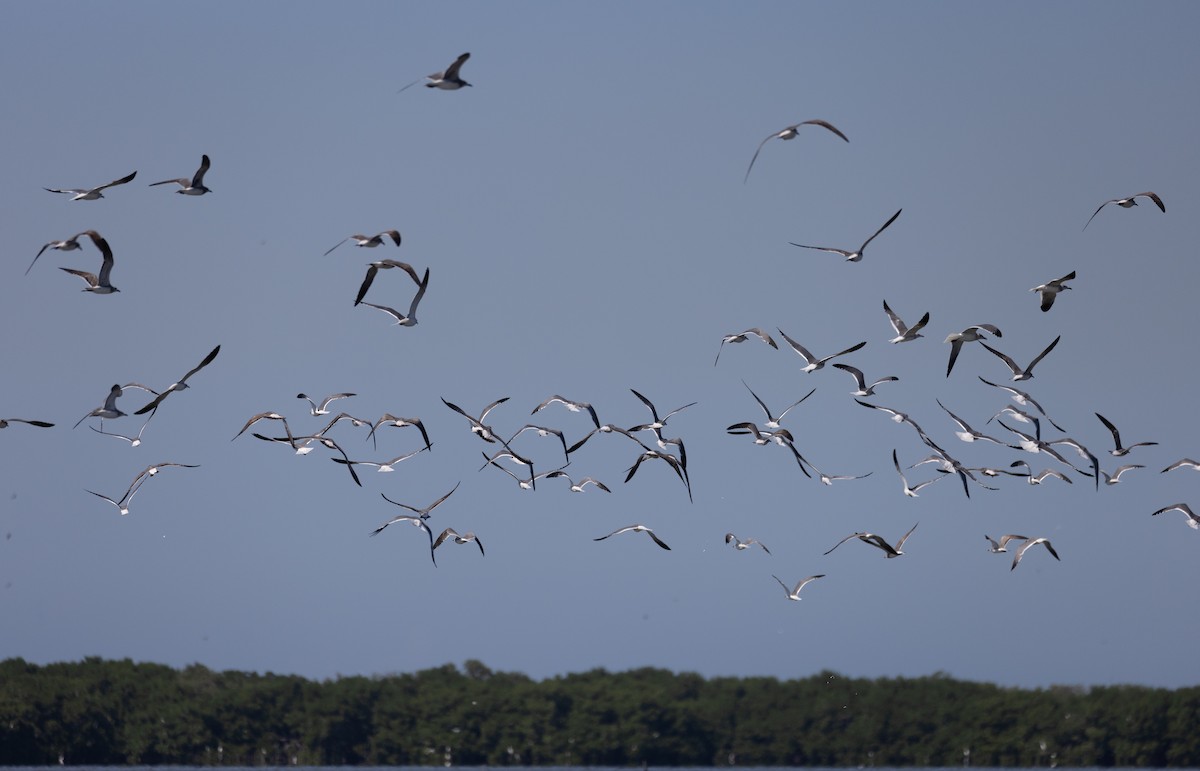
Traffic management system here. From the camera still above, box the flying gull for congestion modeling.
[789,209,901,263]
[945,324,1002,378]
[594,524,671,550]
[744,119,848,183]
[979,335,1061,382]
[530,395,601,430]
[433,527,485,556]
[1031,271,1075,312]
[398,52,472,92]
[777,330,866,373]
[1010,537,1060,571]
[985,534,1030,553]
[134,345,221,414]
[832,363,897,397]
[354,259,421,306]
[1094,412,1158,457]
[324,230,402,257]
[825,522,919,558]
[771,574,825,601]
[1083,192,1165,231]
[358,267,429,326]
[44,170,136,201]
[58,230,118,294]
[1151,503,1200,530]
[714,328,778,366]
[882,299,929,343]
[725,533,771,554]
[148,154,211,195]
[297,392,357,417]
[381,482,461,521]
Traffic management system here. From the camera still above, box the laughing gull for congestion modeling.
[936,399,1006,444]
[398,52,472,92]
[359,267,429,326]
[566,423,649,455]
[789,209,901,263]
[44,170,136,200]
[744,119,849,183]
[1031,271,1075,312]
[149,154,211,195]
[628,388,697,431]
[987,406,1042,438]
[442,396,509,443]
[543,470,611,493]
[945,324,1002,377]
[1095,412,1158,456]
[0,418,54,430]
[134,345,221,414]
[354,259,421,306]
[332,445,429,473]
[232,412,293,442]
[1010,537,1060,571]
[433,527,485,556]
[1161,459,1200,474]
[980,335,1061,381]
[977,376,1064,431]
[506,424,569,464]
[58,230,118,294]
[1151,503,1200,530]
[381,481,460,520]
[725,533,771,553]
[1044,436,1101,488]
[832,363,898,397]
[28,232,88,275]
[742,381,815,429]
[771,574,825,601]
[824,522,918,558]
[804,458,872,486]
[1009,461,1073,486]
[264,433,363,486]
[369,512,436,565]
[530,395,601,429]
[324,230,402,257]
[86,462,199,515]
[778,330,866,373]
[593,524,671,550]
[90,409,155,447]
[1083,192,1165,231]
[985,534,1030,553]
[715,328,778,366]
[893,449,941,498]
[366,414,432,451]
[882,300,929,343]
[624,450,692,502]
[298,392,357,417]
[74,384,126,429]
[1101,464,1144,485]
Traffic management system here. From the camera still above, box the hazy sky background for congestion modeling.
[2,2,1198,689]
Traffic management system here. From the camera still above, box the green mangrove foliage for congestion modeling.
[0,658,1196,766]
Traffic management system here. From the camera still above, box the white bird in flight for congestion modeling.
[58,230,118,294]
[44,170,136,201]
[882,300,929,343]
[944,324,1002,378]
[324,230,402,257]
[714,327,778,366]
[777,330,866,373]
[744,119,848,183]
[134,345,221,415]
[398,52,472,93]
[149,154,211,195]
[1083,192,1165,231]
[1151,503,1200,530]
[771,574,825,601]
[594,524,671,550]
[789,209,901,263]
[1010,537,1060,571]
[979,335,1061,381]
[1031,271,1075,312]
[825,522,919,558]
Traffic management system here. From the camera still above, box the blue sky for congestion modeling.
[2,1,1198,689]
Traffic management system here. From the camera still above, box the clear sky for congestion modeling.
[2,1,1198,689]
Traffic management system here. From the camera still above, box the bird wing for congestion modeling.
[858,208,902,252]
[800,119,849,142]
[444,52,470,80]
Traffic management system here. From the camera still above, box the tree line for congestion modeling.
[0,657,1195,766]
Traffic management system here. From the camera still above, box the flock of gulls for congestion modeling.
[9,51,1196,608]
